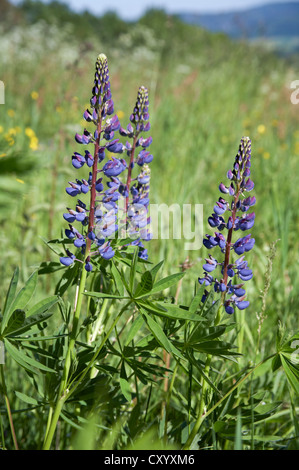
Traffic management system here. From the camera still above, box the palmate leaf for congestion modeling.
[1,296,59,338]
[140,309,184,361]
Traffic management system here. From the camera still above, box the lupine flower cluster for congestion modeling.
[198,136,255,314]
[60,54,153,271]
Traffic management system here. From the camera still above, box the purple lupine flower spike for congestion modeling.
[60,53,123,270]
[198,137,255,315]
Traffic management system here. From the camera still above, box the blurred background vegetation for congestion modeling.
[0,0,298,448]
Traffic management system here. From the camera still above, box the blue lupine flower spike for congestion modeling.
[60,54,124,271]
[198,136,255,315]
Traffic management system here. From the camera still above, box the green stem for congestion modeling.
[42,264,88,450]
[0,364,19,450]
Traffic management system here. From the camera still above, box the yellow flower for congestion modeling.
[4,131,15,146]
[257,124,266,135]
[0,153,7,158]
[8,128,17,136]
[31,91,39,100]
[29,136,39,151]
[55,106,63,113]
[6,137,15,146]
[7,109,15,118]
[116,110,125,119]
[16,178,25,184]
[25,127,35,138]
[263,151,270,160]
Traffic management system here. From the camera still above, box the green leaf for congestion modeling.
[280,354,299,395]
[1,270,38,335]
[150,260,164,282]
[138,300,203,322]
[55,261,79,296]
[188,283,206,315]
[188,325,227,344]
[9,270,38,313]
[134,271,153,298]
[120,362,132,401]
[1,309,26,337]
[38,261,64,274]
[84,292,129,300]
[1,267,19,334]
[111,261,125,296]
[4,339,56,374]
[143,272,185,296]
[25,295,59,318]
[15,391,39,406]
[141,310,184,360]
[125,315,144,346]
[6,310,54,337]
[271,353,282,372]
[12,334,67,342]
[129,247,139,292]
[192,339,239,357]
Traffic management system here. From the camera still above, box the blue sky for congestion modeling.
[12,0,299,20]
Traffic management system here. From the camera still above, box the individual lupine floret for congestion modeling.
[198,137,255,314]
